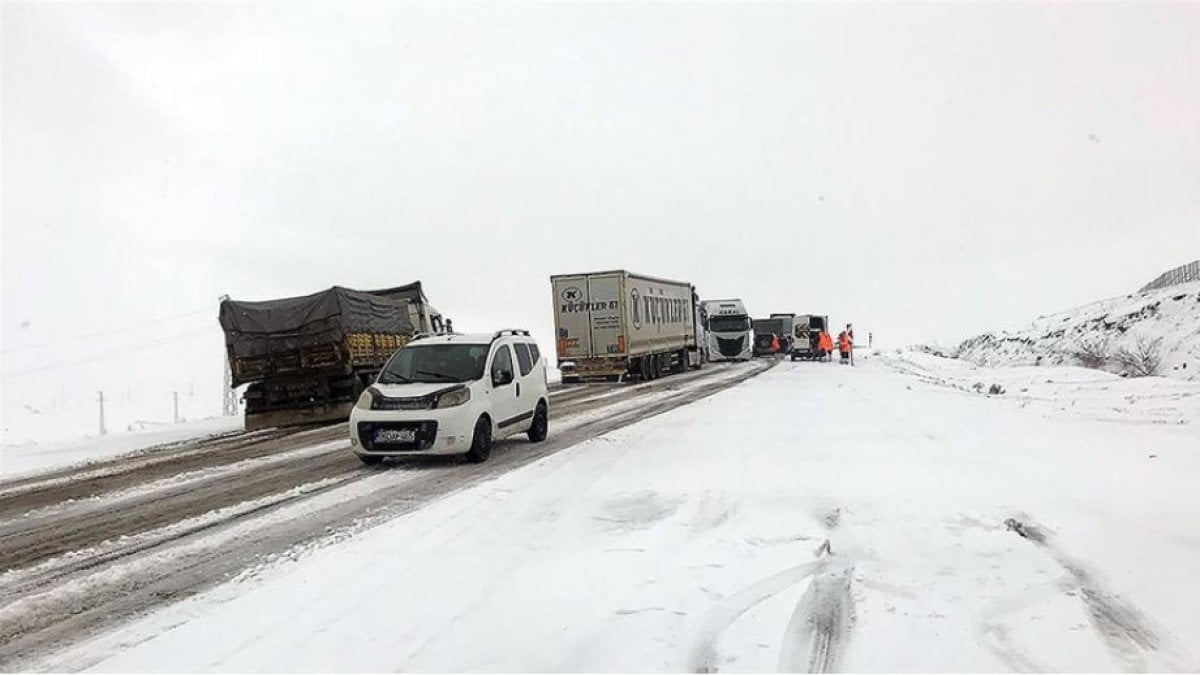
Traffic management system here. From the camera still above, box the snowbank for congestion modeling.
[952,281,1200,381]
[47,355,1200,672]
[1,416,243,480]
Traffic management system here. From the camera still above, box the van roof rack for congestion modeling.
[491,329,531,341]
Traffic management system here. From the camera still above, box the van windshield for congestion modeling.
[709,316,750,333]
[377,344,489,384]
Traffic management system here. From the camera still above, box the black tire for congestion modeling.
[675,349,688,374]
[465,416,493,463]
[639,357,651,381]
[358,454,383,466]
[649,355,661,380]
[527,403,548,442]
[790,354,797,361]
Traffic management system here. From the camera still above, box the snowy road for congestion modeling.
[11,352,1200,672]
[0,360,773,669]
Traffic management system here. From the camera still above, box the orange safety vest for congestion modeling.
[838,333,851,352]
[770,334,781,352]
[819,332,833,351]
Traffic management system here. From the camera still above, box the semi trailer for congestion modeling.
[219,282,448,430]
[551,270,705,383]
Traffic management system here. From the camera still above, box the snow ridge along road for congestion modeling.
[0,359,775,669]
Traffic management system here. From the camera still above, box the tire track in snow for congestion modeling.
[777,561,854,673]
[688,559,823,673]
[1001,516,1196,672]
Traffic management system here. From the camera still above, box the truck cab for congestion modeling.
[702,299,753,361]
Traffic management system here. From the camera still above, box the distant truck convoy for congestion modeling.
[789,314,830,361]
[220,282,448,429]
[551,270,706,383]
[703,299,753,361]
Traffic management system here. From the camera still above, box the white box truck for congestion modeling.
[789,314,830,360]
[703,299,753,361]
[551,270,705,383]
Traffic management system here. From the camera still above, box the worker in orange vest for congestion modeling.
[818,330,834,361]
[837,330,853,364]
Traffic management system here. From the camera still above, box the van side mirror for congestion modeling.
[493,369,514,386]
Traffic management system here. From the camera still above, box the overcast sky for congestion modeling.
[2,1,1198,440]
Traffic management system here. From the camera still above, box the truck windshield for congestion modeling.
[709,316,750,333]
[377,344,488,384]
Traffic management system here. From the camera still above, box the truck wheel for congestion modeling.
[465,416,493,463]
[527,403,548,442]
[675,349,688,373]
[638,357,651,381]
[649,356,661,380]
[358,454,383,466]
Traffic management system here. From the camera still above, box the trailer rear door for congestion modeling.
[587,273,624,356]
[553,276,593,359]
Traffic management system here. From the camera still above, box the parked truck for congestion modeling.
[551,270,705,383]
[752,313,798,356]
[789,314,830,361]
[703,299,753,361]
[752,317,786,356]
[219,282,448,430]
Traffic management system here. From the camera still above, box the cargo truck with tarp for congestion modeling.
[220,282,447,429]
[551,270,705,383]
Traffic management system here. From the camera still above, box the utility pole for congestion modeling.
[173,391,180,424]
[97,390,107,435]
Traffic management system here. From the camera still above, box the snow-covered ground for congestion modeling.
[42,353,1200,672]
[952,281,1200,381]
[1,416,243,479]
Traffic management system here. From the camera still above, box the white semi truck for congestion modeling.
[551,270,706,383]
[703,299,753,361]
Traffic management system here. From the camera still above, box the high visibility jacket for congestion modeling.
[838,333,852,352]
[770,335,781,352]
[818,332,833,351]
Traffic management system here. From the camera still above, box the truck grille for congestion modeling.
[371,394,432,411]
[717,336,746,357]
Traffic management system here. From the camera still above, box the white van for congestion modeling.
[349,330,549,464]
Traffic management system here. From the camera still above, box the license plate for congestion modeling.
[374,428,416,443]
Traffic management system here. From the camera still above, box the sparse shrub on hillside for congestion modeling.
[1072,335,1111,370]
[1113,334,1163,377]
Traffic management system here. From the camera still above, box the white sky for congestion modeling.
[2,1,1198,441]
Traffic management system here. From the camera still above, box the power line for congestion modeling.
[2,306,214,354]
[1,326,215,379]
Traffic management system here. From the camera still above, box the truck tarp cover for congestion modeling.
[219,286,414,359]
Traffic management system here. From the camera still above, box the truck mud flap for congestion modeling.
[244,402,355,431]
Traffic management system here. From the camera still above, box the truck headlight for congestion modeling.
[355,390,374,409]
[433,387,470,408]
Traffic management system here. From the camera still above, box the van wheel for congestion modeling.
[527,403,548,442]
[358,454,383,466]
[465,416,493,463]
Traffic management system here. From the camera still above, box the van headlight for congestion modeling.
[355,390,374,410]
[433,387,470,408]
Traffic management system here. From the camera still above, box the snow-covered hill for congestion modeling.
[952,281,1200,381]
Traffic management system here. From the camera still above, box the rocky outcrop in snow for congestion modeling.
[952,281,1200,381]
